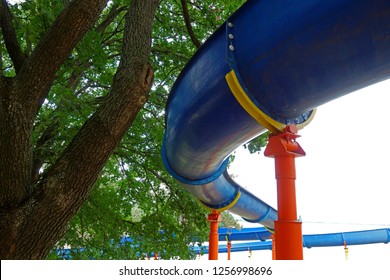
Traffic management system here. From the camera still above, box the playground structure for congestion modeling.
[193,227,390,259]
[161,0,390,260]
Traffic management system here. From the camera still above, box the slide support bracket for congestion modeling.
[264,125,305,260]
[207,210,222,260]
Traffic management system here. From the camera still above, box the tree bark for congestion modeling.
[0,0,27,72]
[0,0,159,259]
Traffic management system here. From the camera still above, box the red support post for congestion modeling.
[227,241,232,260]
[264,125,305,260]
[207,210,221,260]
[271,234,276,260]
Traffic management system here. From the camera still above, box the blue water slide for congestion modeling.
[193,228,390,254]
[162,0,390,230]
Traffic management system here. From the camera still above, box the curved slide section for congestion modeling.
[162,0,390,229]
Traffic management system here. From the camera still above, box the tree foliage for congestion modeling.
[220,212,243,230]
[243,132,270,154]
[0,0,248,260]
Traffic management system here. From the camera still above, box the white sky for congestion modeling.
[222,79,390,261]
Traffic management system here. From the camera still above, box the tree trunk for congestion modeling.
[0,0,159,259]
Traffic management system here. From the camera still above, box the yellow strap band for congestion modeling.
[198,191,241,212]
[225,70,316,133]
[264,226,275,234]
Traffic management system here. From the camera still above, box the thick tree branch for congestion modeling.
[0,0,27,72]
[0,75,33,209]
[180,0,202,49]
[15,0,109,116]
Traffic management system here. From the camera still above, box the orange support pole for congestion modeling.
[271,234,276,260]
[227,241,232,260]
[207,210,221,260]
[264,125,305,260]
